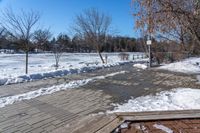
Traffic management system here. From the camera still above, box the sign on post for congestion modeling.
[147,40,152,45]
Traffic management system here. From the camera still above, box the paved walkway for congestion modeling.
[0,63,199,133]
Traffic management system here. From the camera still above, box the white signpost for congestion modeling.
[147,40,152,45]
[147,40,152,68]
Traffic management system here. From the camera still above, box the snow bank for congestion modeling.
[0,64,116,85]
[109,88,200,113]
[0,71,126,108]
[159,57,200,74]
[0,53,146,85]
[133,63,147,69]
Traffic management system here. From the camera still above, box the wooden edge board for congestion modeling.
[120,113,200,122]
[95,116,124,133]
[116,110,200,122]
[115,110,200,116]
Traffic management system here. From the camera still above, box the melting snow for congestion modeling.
[0,53,146,85]
[0,71,126,108]
[109,88,200,113]
[133,63,147,69]
[153,124,173,133]
[159,57,200,74]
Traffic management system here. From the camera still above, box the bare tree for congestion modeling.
[0,27,11,50]
[132,0,200,54]
[52,43,64,70]
[50,34,69,69]
[0,8,40,74]
[52,43,63,69]
[33,29,52,51]
[0,27,7,43]
[0,27,6,38]
[72,8,112,63]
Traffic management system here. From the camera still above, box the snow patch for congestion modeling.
[159,57,200,74]
[133,63,147,69]
[153,124,173,133]
[109,88,200,113]
[0,71,126,108]
[0,63,127,85]
[120,123,129,129]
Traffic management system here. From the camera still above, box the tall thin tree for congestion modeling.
[1,8,40,74]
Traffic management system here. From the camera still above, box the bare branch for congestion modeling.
[72,8,112,63]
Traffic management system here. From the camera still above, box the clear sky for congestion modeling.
[0,0,139,38]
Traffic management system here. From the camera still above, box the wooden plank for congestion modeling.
[95,116,124,133]
[88,115,118,133]
[122,113,200,121]
[57,115,103,133]
[116,110,200,121]
[115,110,200,116]
[68,114,117,133]
[76,115,116,133]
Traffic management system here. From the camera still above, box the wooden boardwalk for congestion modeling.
[0,63,199,133]
[0,88,113,133]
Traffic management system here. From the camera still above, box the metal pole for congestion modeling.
[148,44,151,68]
[148,0,151,68]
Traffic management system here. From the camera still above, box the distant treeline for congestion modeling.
[0,33,147,53]
[0,32,191,54]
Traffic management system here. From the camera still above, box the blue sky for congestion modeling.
[0,0,139,38]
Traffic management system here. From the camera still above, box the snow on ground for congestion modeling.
[109,88,200,113]
[153,124,173,133]
[0,52,145,85]
[159,57,200,74]
[0,71,126,108]
[133,63,147,69]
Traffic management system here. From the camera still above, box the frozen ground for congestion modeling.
[110,88,200,113]
[159,57,200,74]
[0,52,145,85]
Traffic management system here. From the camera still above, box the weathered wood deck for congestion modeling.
[0,63,200,133]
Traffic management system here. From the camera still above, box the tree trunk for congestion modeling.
[98,51,105,64]
[55,57,59,70]
[25,51,28,74]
